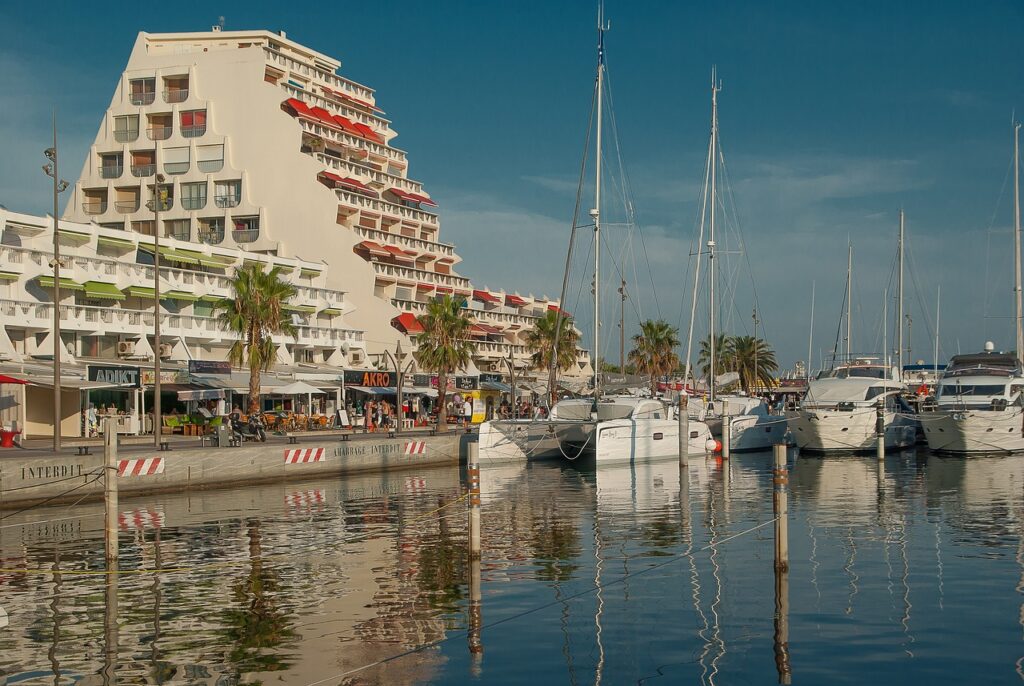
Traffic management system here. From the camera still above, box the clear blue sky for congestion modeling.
[2,1,1023,369]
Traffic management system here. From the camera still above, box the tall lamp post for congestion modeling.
[384,341,415,435]
[42,114,69,452]
[146,172,169,447]
[502,350,517,417]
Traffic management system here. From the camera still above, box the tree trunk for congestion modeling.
[437,371,448,433]
[247,325,260,415]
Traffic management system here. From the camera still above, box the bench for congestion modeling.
[286,434,299,444]
[67,443,94,455]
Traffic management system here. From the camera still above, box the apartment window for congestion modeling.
[358,213,378,229]
[146,113,172,141]
[180,110,207,138]
[198,217,225,245]
[162,76,189,103]
[395,287,412,301]
[114,187,140,213]
[131,220,155,236]
[181,182,207,210]
[197,144,224,173]
[164,219,190,241]
[130,151,156,177]
[147,183,173,211]
[129,78,156,105]
[215,180,241,208]
[100,154,123,179]
[114,115,139,143]
[163,146,190,175]
[231,216,259,243]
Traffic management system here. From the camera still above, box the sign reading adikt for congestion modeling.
[88,365,141,388]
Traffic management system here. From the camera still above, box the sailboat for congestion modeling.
[681,72,789,453]
[923,122,1024,455]
[477,6,713,465]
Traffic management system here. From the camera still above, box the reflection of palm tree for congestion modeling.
[416,495,467,611]
[221,518,296,674]
[530,505,581,582]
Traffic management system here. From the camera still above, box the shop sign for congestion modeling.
[344,369,393,387]
[88,365,141,388]
[480,373,503,383]
[188,360,231,375]
[141,370,182,385]
[412,373,432,387]
[455,376,479,390]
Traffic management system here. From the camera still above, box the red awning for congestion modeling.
[353,122,383,143]
[336,177,375,194]
[393,312,424,335]
[416,283,435,292]
[332,114,363,136]
[469,324,490,337]
[436,255,455,263]
[408,193,438,208]
[548,304,569,315]
[506,294,528,307]
[318,170,344,186]
[473,323,501,334]
[383,245,415,260]
[356,240,389,256]
[0,374,27,384]
[388,187,417,202]
[283,98,316,119]
[473,290,500,304]
[435,286,453,294]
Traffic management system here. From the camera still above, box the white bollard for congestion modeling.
[722,414,732,459]
[875,403,885,461]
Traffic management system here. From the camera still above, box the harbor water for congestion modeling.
[1,448,1023,684]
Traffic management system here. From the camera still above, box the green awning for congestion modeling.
[83,281,125,300]
[200,294,228,302]
[206,253,237,266]
[319,307,342,316]
[242,258,266,267]
[299,268,322,278]
[57,227,91,240]
[0,271,19,282]
[126,286,155,298]
[174,248,227,269]
[164,290,198,302]
[274,264,295,274]
[284,304,316,314]
[36,276,85,291]
[161,248,200,265]
[97,235,135,249]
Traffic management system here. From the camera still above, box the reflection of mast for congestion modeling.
[104,570,119,685]
[706,471,727,682]
[897,516,916,657]
[843,528,859,615]
[468,555,483,674]
[593,517,606,686]
[152,528,163,668]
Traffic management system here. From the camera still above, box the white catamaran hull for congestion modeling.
[477,419,583,463]
[725,413,790,452]
[922,409,1024,454]
[785,408,916,453]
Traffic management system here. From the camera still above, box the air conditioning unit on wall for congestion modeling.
[158,343,173,358]
[117,341,136,356]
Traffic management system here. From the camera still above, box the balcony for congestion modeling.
[100,166,123,179]
[198,227,224,245]
[147,126,172,141]
[165,227,190,242]
[130,92,155,106]
[163,88,189,103]
[114,201,140,214]
[197,159,223,173]
[215,195,240,208]
[114,129,139,143]
[232,228,259,243]
[181,125,206,139]
[131,164,156,178]
[82,201,107,215]
[164,162,189,175]
[181,196,206,211]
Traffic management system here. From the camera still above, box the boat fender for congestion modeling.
[706,438,721,453]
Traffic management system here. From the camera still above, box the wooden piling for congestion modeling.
[103,418,119,565]
[875,403,885,461]
[468,443,481,560]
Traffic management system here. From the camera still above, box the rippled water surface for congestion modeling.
[2,448,1023,684]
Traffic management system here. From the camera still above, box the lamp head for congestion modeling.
[44,148,56,161]
[156,173,165,183]
[42,163,54,176]
[57,180,69,193]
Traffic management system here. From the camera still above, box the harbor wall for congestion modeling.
[0,433,466,508]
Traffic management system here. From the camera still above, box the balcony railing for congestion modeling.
[166,227,190,241]
[100,165,123,179]
[82,201,107,215]
[114,201,140,213]
[232,228,259,243]
[197,159,224,173]
[198,228,224,245]
[131,164,156,178]
[215,194,240,208]
[163,88,189,103]
[114,129,139,143]
[147,126,172,141]
[130,92,155,106]
[181,125,206,138]
[146,197,174,211]
[181,197,206,211]
[164,162,189,175]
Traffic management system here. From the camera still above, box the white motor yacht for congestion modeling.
[922,347,1024,455]
[785,360,917,453]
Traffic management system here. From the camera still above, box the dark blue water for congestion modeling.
[0,449,1022,684]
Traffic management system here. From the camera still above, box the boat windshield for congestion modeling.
[836,367,887,379]
[937,383,1007,398]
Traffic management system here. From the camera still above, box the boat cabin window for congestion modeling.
[837,367,886,379]
[1012,385,1024,397]
[864,386,897,401]
[938,384,1006,398]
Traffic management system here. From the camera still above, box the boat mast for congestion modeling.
[846,243,853,361]
[1015,121,1022,362]
[708,70,721,403]
[897,209,904,377]
[591,5,607,399]
[934,285,941,375]
[807,281,815,382]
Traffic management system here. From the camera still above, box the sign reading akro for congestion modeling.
[343,369,393,387]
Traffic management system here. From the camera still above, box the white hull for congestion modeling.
[785,408,916,453]
[922,409,1024,455]
[477,419,581,463]
[725,413,790,452]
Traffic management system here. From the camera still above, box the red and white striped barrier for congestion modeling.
[117,458,165,477]
[285,489,325,510]
[404,441,427,455]
[405,476,427,493]
[118,507,165,531]
[284,447,325,464]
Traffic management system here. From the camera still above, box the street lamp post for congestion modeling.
[42,113,69,452]
[146,172,169,448]
[502,350,516,417]
[384,341,415,435]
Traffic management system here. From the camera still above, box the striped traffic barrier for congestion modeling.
[284,447,325,464]
[404,441,427,455]
[117,457,165,477]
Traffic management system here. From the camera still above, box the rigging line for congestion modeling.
[599,230,644,324]
[906,237,938,350]
[552,69,598,398]
[983,155,1016,333]
[830,267,848,367]
[0,473,105,522]
[683,117,716,382]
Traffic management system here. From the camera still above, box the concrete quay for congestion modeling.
[0,428,472,509]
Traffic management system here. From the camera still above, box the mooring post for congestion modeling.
[103,417,119,564]
[875,402,885,461]
[772,443,789,573]
[678,394,689,467]
[468,443,481,560]
[722,414,732,460]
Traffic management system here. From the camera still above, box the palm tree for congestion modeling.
[627,319,681,395]
[216,264,297,414]
[731,335,778,394]
[415,295,475,432]
[697,333,735,383]
[524,309,581,405]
